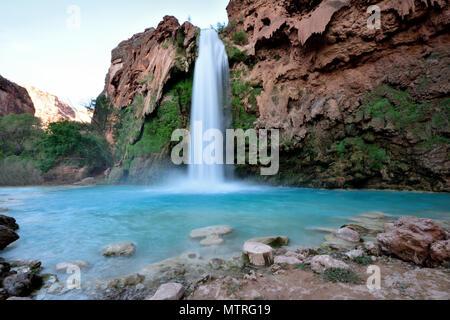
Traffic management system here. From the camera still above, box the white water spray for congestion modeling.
[188,29,230,185]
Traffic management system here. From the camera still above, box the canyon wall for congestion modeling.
[98,1,449,191]
[23,85,92,125]
[0,75,35,117]
[95,16,198,184]
[222,0,449,191]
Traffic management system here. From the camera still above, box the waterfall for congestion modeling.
[188,29,230,185]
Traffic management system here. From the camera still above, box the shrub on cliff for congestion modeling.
[232,31,248,46]
[38,120,112,172]
[0,113,43,158]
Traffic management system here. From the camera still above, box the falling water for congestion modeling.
[189,29,230,185]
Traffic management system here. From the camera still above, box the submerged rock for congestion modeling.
[377,217,447,266]
[55,260,89,272]
[310,255,350,273]
[190,225,233,247]
[0,225,19,250]
[333,227,360,243]
[322,233,358,251]
[247,236,289,248]
[0,214,18,230]
[242,241,274,267]
[101,242,136,257]
[146,282,184,300]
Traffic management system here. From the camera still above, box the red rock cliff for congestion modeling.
[222,0,449,191]
[0,75,35,116]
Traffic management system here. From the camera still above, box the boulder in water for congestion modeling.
[101,242,136,257]
[190,225,233,247]
[2,272,40,297]
[333,227,360,242]
[0,214,18,230]
[242,241,274,266]
[0,225,19,250]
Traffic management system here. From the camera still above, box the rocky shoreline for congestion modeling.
[2,205,448,300]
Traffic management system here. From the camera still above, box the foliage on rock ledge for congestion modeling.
[0,113,112,186]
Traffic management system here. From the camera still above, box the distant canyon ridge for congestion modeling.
[0,75,91,125]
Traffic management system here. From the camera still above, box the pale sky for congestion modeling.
[0,0,229,109]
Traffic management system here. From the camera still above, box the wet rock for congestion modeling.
[200,234,224,246]
[0,214,18,230]
[9,259,41,272]
[247,236,289,248]
[123,273,145,286]
[101,242,136,257]
[0,288,8,300]
[190,225,233,247]
[322,233,358,251]
[74,177,96,186]
[55,260,89,271]
[2,272,41,297]
[310,255,350,273]
[0,225,19,250]
[377,217,447,266]
[146,282,184,300]
[333,227,360,242]
[242,241,274,267]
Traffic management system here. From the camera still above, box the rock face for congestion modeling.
[377,217,448,266]
[23,84,92,125]
[101,242,136,257]
[223,0,450,191]
[242,241,274,266]
[147,282,184,300]
[310,255,350,273]
[0,75,35,116]
[0,225,19,250]
[94,16,199,184]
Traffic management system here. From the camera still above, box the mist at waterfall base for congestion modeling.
[167,28,242,192]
